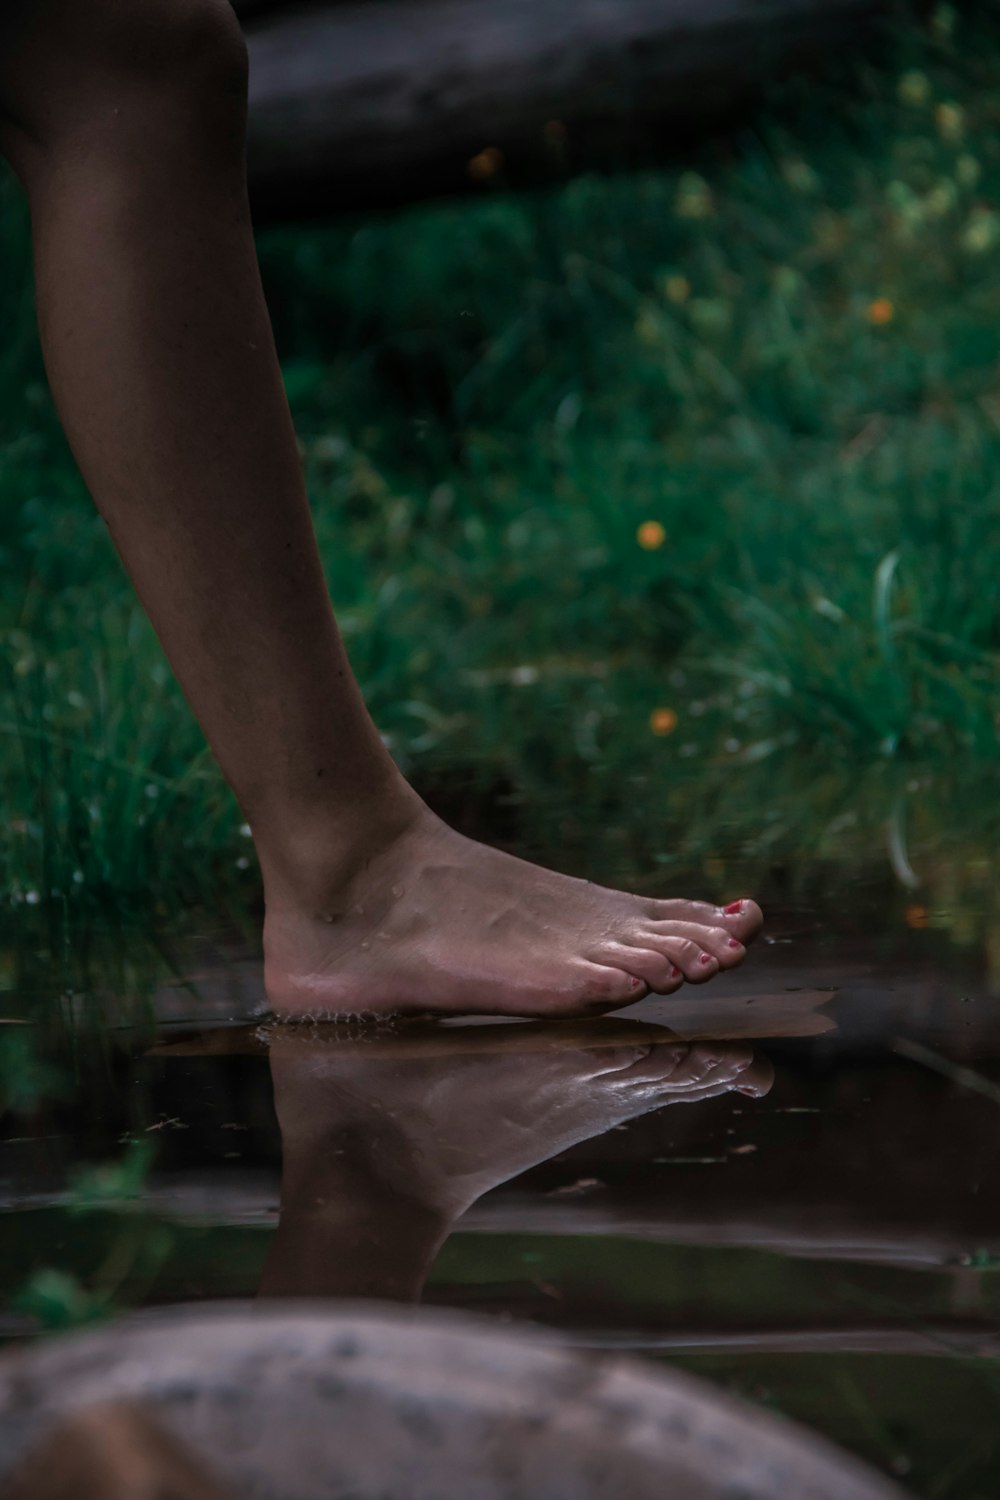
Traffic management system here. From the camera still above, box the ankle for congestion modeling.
[253,776,430,911]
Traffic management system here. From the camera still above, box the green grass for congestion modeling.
[1,3,1000,937]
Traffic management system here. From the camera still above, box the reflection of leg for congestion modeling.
[0,1,765,1024]
[259,1117,452,1303]
[259,1030,773,1300]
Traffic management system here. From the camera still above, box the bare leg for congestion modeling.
[0,0,762,1020]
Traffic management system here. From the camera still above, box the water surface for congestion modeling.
[2,855,999,1499]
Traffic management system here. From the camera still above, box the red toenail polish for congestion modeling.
[671,965,682,979]
[727,938,743,950]
[699,952,714,966]
[724,900,744,915]
[628,974,643,990]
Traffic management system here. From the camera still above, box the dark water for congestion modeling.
[2,865,1000,1499]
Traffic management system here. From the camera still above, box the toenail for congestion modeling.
[726,938,743,950]
[699,952,714,966]
[723,900,744,915]
[628,974,644,990]
[671,965,682,979]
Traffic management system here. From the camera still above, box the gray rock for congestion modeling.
[0,1302,912,1500]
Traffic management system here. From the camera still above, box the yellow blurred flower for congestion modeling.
[650,707,678,736]
[663,274,691,304]
[905,904,929,930]
[867,297,895,326]
[467,146,504,181]
[637,520,666,550]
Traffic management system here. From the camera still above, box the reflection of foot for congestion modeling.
[263,806,763,1019]
[259,1024,773,1300]
[278,1031,773,1215]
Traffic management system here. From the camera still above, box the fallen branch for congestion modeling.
[242,0,889,217]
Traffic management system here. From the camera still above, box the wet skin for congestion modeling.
[263,805,765,1020]
[258,1020,774,1300]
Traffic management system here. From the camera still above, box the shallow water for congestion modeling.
[2,862,999,1499]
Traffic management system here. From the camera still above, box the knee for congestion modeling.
[87,0,248,108]
[0,0,248,168]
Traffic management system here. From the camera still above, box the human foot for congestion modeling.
[262,805,762,1020]
[259,1021,773,1298]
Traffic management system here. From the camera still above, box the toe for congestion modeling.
[664,1055,772,1103]
[647,898,728,927]
[719,897,764,943]
[644,919,746,970]
[588,1043,655,1073]
[730,1053,775,1098]
[670,1045,773,1101]
[643,934,719,983]
[574,962,650,1011]
[648,896,764,945]
[617,1041,691,1080]
[646,1041,754,1090]
[590,944,684,995]
[672,1042,745,1086]
[615,1041,759,1095]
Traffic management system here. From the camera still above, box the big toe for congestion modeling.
[721,897,764,943]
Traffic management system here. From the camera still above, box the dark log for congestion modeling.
[242,0,889,220]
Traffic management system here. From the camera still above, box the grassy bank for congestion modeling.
[0,3,998,926]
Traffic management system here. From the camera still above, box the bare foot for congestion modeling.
[260,1021,774,1298]
[262,805,762,1019]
